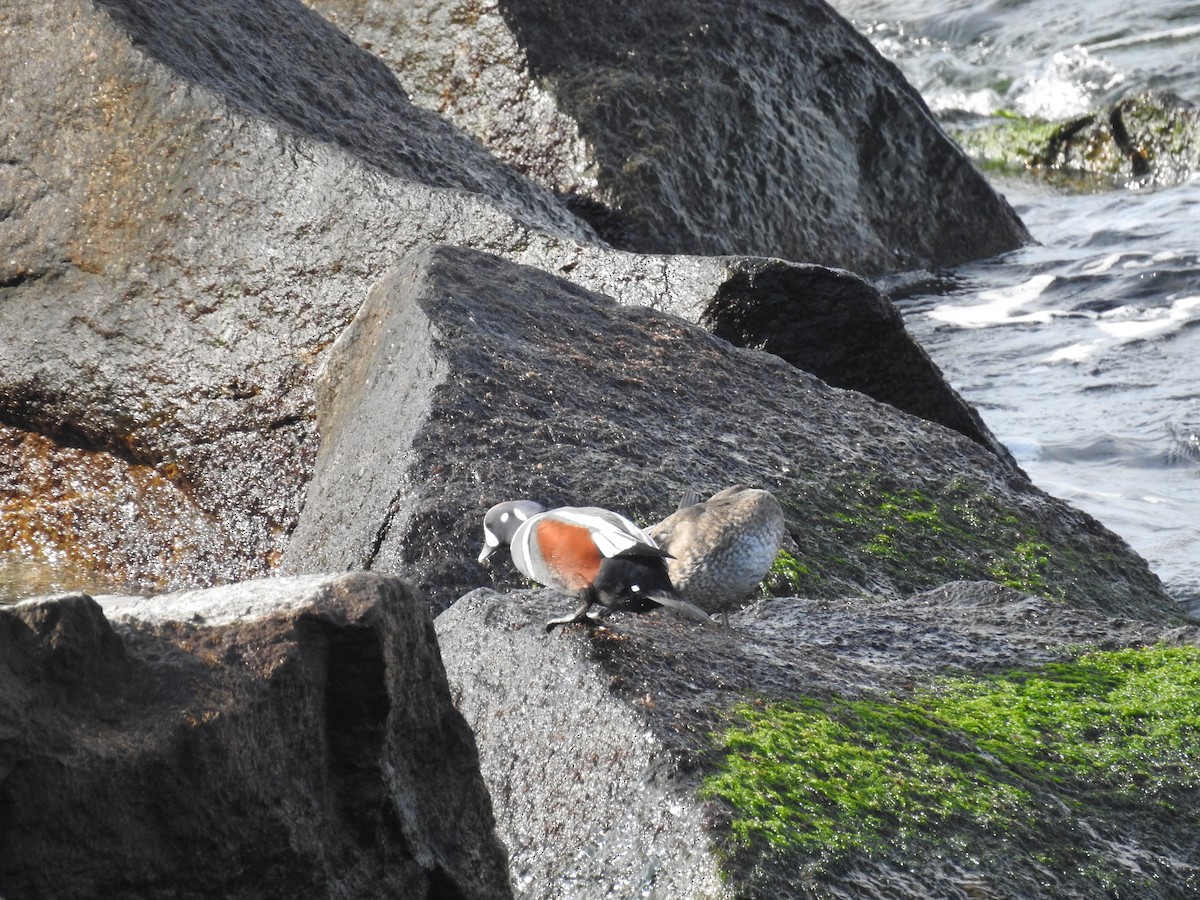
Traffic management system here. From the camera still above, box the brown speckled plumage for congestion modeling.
[649,485,785,616]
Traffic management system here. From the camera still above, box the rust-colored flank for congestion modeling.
[534,519,603,590]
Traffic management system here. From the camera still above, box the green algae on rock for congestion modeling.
[760,548,818,597]
[441,581,1200,899]
[773,477,1111,607]
[951,91,1200,190]
[702,644,1200,893]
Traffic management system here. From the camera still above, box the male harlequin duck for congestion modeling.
[478,500,713,632]
[649,485,785,622]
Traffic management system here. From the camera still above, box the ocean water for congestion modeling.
[831,0,1200,612]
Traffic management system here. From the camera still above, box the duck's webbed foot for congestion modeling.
[545,599,599,633]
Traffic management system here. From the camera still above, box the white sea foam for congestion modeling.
[929,88,1002,117]
[928,274,1057,327]
[1081,253,1126,275]
[1045,342,1098,363]
[1151,251,1182,263]
[1043,295,1200,362]
[1086,23,1200,52]
[1096,295,1200,341]
[1008,46,1125,119]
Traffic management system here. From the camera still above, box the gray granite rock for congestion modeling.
[0,573,511,900]
[698,258,1016,465]
[0,4,1192,899]
[283,243,1174,619]
[437,589,728,900]
[436,583,1200,899]
[1,0,1016,594]
[0,0,590,589]
[307,0,1031,273]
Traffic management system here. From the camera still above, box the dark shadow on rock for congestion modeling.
[493,0,1030,272]
[0,574,512,900]
[703,258,1017,465]
[302,0,1029,273]
[1,0,596,591]
[92,0,589,238]
[1,0,1032,598]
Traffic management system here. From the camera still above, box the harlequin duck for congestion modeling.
[649,485,785,622]
[478,500,713,632]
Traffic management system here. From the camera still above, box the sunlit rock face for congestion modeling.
[1,3,1195,899]
[437,584,1200,900]
[306,0,1031,272]
[283,244,1172,620]
[0,0,591,592]
[2,0,1027,595]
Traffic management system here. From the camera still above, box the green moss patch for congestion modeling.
[702,695,1031,860]
[987,537,1053,595]
[950,92,1200,190]
[702,646,1200,883]
[930,646,1200,794]
[787,479,1064,600]
[760,548,819,596]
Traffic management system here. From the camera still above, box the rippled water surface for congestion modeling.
[0,550,115,605]
[832,0,1200,611]
[836,0,1200,117]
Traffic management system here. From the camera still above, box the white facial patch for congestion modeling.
[500,511,510,524]
[483,525,499,548]
[513,506,530,521]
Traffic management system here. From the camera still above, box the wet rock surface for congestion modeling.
[437,589,730,899]
[699,259,1016,465]
[0,573,511,900]
[0,0,586,590]
[1,3,1193,897]
[952,90,1200,189]
[3,0,1018,592]
[437,584,1200,899]
[307,0,1030,273]
[283,243,1173,619]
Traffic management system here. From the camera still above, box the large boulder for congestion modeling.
[697,258,1016,465]
[306,0,1031,272]
[282,243,1174,619]
[1,0,1021,595]
[436,584,1200,898]
[0,0,585,591]
[1,4,1192,898]
[0,573,512,900]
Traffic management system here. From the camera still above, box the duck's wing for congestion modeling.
[554,507,670,559]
